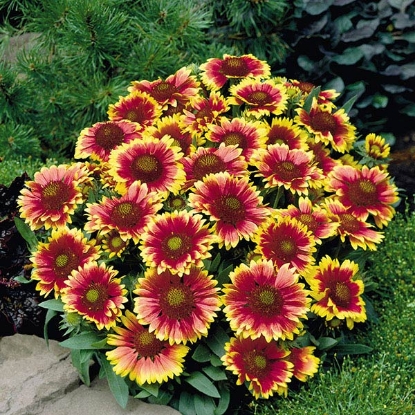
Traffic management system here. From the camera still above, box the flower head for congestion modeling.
[222,335,293,399]
[264,117,309,149]
[74,120,141,162]
[31,227,99,297]
[106,310,189,385]
[134,266,220,344]
[108,135,185,196]
[287,346,320,382]
[251,144,323,195]
[18,163,90,230]
[85,182,163,244]
[139,210,214,275]
[305,256,367,329]
[61,262,128,330]
[200,54,271,90]
[205,117,268,159]
[328,165,399,227]
[108,90,162,128]
[228,78,288,118]
[254,215,316,275]
[223,261,309,341]
[189,172,270,249]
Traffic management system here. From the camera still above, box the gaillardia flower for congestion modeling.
[325,198,384,250]
[31,227,99,297]
[97,229,129,258]
[108,135,185,196]
[228,78,288,118]
[251,144,323,195]
[139,210,214,275]
[18,163,90,230]
[199,54,271,90]
[205,117,268,159]
[327,165,399,228]
[85,182,163,244]
[129,66,199,108]
[189,172,270,249]
[263,117,309,149]
[305,255,367,329]
[295,105,356,153]
[364,133,390,160]
[223,261,309,341]
[222,335,293,399]
[182,143,247,189]
[106,310,189,385]
[254,215,316,275]
[74,120,141,162]
[107,90,162,128]
[286,346,320,382]
[61,262,128,330]
[134,266,220,344]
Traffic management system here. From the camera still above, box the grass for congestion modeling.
[254,209,415,415]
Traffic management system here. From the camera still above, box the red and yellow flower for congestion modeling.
[106,310,189,385]
[189,172,270,249]
[305,255,367,329]
[222,335,293,399]
[365,133,390,160]
[31,227,99,297]
[263,117,309,149]
[286,346,320,382]
[18,163,90,230]
[223,261,310,341]
[134,266,220,344]
[61,262,128,330]
[139,210,214,275]
[199,54,271,90]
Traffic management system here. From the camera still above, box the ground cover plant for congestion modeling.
[15,54,400,414]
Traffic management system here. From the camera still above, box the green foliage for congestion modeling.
[281,0,415,139]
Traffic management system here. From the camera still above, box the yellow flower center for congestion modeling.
[167,235,183,251]
[135,154,158,173]
[280,239,295,254]
[258,289,275,306]
[359,180,376,194]
[248,90,270,105]
[139,331,155,347]
[224,196,241,211]
[333,281,351,307]
[55,254,69,268]
[95,123,125,150]
[223,132,244,147]
[310,111,337,134]
[41,181,71,210]
[116,202,133,216]
[222,57,250,76]
[166,287,185,307]
[111,236,124,249]
[254,355,267,370]
[249,285,283,316]
[86,288,100,303]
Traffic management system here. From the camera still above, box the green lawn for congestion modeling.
[255,210,415,415]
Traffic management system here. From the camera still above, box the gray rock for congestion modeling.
[0,334,180,415]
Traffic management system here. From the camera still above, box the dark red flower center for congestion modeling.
[123,100,155,124]
[83,282,109,311]
[134,329,165,357]
[310,111,337,134]
[110,201,142,228]
[41,181,72,210]
[160,283,195,320]
[268,125,295,145]
[222,131,246,148]
[338,213,360,233]
[193,153,226,180]
[151,81,178,102]
[297,81,315,94]
[298,213,318,233]
[243,350,269,379]
[215,195,246,225]
[249,285,284,317]
[329,281,352,308]
[95,123,125,150]
[53,249,80,278]
[221,57,250,77]
[162,233,192,259]
[347,179,379,207]
[246,90,272,106]
[132,154,163,183]
[274,160,301,181]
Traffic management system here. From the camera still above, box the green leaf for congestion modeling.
[206,325,229,358]
[209,252,221,273]
[317,336,339,351]
[100,356,129,408]
[333,343,372,355]
[184,372,221,398]
[179,391,196,415]
[59,332,105,349]
[192,344,212,363]
[214,386,230,415]
[44,308,58,347]
[303,86,321,113]
[13,275,32,284]
[324,76,345,94]
[372,93,388,109]
[38,299,65,312]
[202,366,228,381]
[14,216,38,252]
[139,383,159,398]
[71,349,94,385]
[332,47,364,65]
[305,0,334,15]
[341,94,358,114]
[194,394,216,415]
[401,103,415,116]
[217,264,233,286]
[297,55,316,72]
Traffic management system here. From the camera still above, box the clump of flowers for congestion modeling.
[17,54,399,413]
